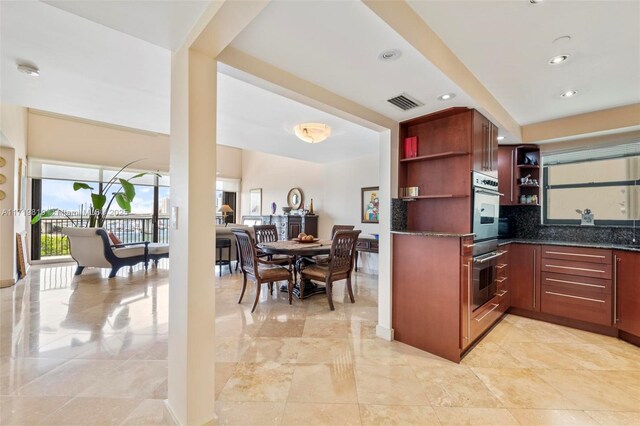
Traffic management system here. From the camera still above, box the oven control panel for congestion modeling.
[472,171,499,191]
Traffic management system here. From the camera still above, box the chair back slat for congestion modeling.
[232,229,259,278]
[329,230,361,275]
[254,224,280,243]
[331,225,355,239]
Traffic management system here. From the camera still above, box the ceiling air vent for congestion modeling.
[387,93,424,111]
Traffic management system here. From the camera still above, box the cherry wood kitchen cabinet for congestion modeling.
[509,244,541,312]
[399,107,499,233]
[498,146,517,205]
[614,250,640,339]
[472,111,498,178]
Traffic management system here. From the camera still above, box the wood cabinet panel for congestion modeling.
[541,245,612,265]
[614,250,640,337]
[460,236,473,351]
[509,244,541,312]
[471,289,509,341]
[541,275,611,326]
[541,258,612,280]
[498,146,516,206]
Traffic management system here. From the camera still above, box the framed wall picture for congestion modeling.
[250,188,262,215]
[361,186,379,223]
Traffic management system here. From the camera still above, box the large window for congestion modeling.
[543,142,640,225]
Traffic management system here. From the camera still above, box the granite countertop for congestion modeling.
[498,238,640,253]
[391,230,474,238]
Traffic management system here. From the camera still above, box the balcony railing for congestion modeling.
[36,216,170,258]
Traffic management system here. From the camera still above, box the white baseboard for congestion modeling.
[163,400,179,426]
[376,324,394,341]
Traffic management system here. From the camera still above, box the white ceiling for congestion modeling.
[43,0,213,51]
[1,1,171,134]
[217,72,379,164]
[408,0,640,125]
[230,0,478,123]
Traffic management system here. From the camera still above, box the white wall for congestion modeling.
[217,144,242,179]
[0,104,28,286]
[240,149,380,272]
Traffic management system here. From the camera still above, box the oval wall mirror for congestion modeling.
[287,187,303,209]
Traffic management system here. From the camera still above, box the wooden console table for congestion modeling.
[355,236,378,271]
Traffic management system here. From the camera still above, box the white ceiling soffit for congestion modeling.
[1,1,171,134]
[217,72,380,164]
[408,0,640,125]
[230,1,478,123]
[43,0,213,51]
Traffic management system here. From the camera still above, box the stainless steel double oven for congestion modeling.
[471,172,504,311]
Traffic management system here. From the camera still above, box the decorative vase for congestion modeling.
[271,202,276,215]
[309,198,314,214]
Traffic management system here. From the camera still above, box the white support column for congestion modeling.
[376,127,398,341]
[165,46,217,425]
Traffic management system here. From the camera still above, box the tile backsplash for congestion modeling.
[500,205,639,245]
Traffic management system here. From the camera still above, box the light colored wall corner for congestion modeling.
[217,144,243,179]
[0,104,29,284]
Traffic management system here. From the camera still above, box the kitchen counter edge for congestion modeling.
[498,238,640,253]
[391,230,474,238]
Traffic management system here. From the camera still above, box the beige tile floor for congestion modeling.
[1,261,639,425]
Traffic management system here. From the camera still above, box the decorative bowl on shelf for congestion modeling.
[282,206,292,215]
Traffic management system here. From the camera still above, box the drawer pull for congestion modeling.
[545,264,606,274]
[545,277,606,289]
[496,264,507,269]
[474,303,500,322]
[545,291,605,304]
[495,277,507,283]
[497,290,508,296]
[544,251,606,259]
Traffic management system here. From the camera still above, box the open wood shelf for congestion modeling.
[400,194,468,201]
[517,203,540,206]
[400,151,469,163]
[518,184,540,188]
[516,164,540,169]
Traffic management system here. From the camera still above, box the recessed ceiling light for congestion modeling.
[17,63,39,77]
[553,35,572,45]
[378,49,401,62]
[548,54,569,65]
[530,0,543,3]
[497,136,505,141]
[560,90,578,98]
[438,93,456,101]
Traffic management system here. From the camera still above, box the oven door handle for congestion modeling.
[474,188,503,197]
[473,251,505,264]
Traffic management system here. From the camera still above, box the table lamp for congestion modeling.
[217,204,234,226]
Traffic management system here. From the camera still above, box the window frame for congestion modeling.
[542,166,640,226]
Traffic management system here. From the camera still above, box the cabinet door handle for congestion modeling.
[544,251,606,259]
[545,291,605,304]
[545,264,606,274]
[475,303,500,322]
[466,260,472,341]
[545,277,605,289]
[533,249,537,309]
[614,255,619,324]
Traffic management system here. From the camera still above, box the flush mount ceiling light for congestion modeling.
[497,136,505,141]
[530,0,543,3]
[294,123,331,144]
[548,54,570,65]
[378,49,401,61]
[17,63,39,77]
[437,93,456,101]
[560,90,578,98]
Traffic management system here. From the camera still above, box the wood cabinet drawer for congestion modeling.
[462,237,474,256]
[496,263,508,279]
[471,290,509,341]
[370,240,379,250]
[541,278,611,326]
[541,258,612,279]
[356,241,368,250]
[541,245,611,265]
[540,272,611,294]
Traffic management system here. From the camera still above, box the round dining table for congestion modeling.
[257,239,332,298]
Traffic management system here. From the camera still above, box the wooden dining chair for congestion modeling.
[232,229,294,313]
[300,230,361,310]
[254,224,295,263]
[331,224,355,239]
